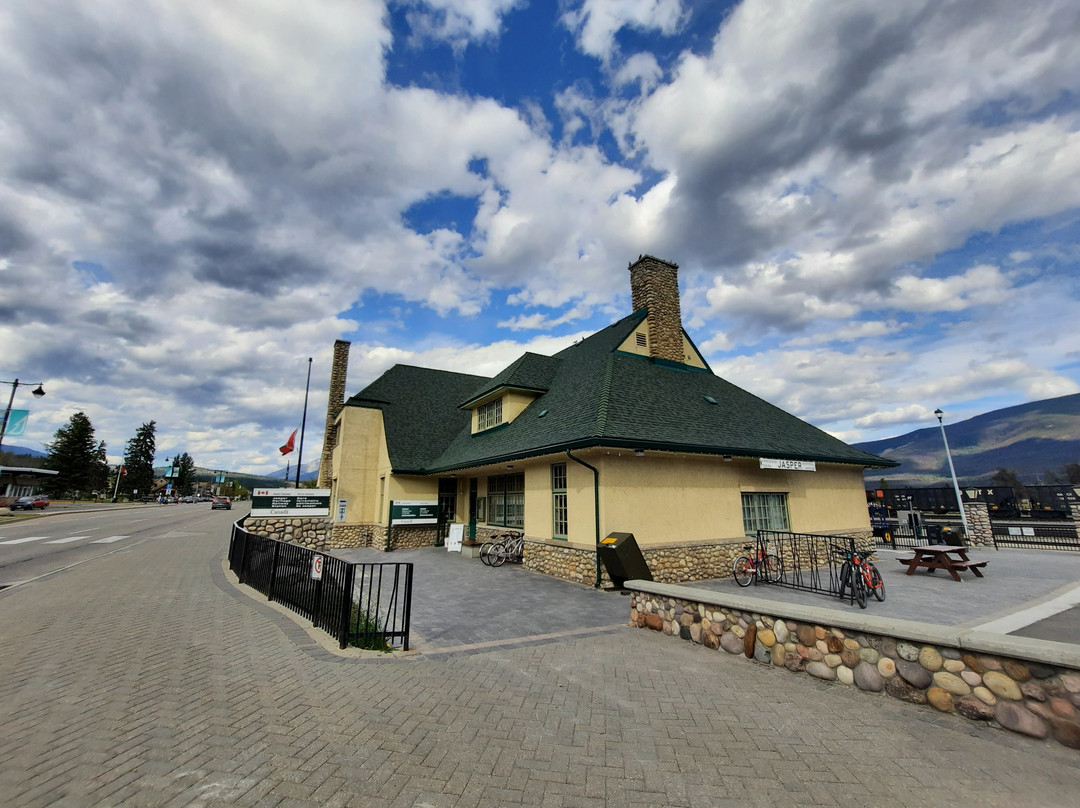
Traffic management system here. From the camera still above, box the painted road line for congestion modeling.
[0,537,50,545]
[45,536,91,544]
[973,581,1080,634]
[91,536,129,544]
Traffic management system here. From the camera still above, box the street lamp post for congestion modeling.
[935,408,971,540]
[0,378,46,455]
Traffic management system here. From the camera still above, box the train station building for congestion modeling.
[321,255,895,584]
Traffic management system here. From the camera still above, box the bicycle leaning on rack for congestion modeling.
[831,544,885,608]
[479,532,524,567]
[732,543,783,586]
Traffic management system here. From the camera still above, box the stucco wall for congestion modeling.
[593,452,869,547]
[331,406,391,525]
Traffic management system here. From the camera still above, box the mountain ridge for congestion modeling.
[854,393,1080,485]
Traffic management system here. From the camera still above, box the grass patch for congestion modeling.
[347,605,395,652]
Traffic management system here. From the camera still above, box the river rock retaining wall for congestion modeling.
[628,582,1080,752]
[244,517,332,549]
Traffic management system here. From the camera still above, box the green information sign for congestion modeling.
[390,500,439,525]
[250,488,331,517]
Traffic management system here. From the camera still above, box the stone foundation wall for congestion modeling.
[630,588,1080,752]
[244,517,332,549]
[326,522,439,551]
[523,539,606,587]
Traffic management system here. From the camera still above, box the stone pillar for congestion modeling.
[317,340,350,489]
[628,255,683,364]
[962,501,993,547]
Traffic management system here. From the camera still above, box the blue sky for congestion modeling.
[2,0,1079,475]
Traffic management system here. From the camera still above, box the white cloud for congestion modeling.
[562,0,686,65]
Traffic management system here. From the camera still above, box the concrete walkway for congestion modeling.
[1,531,1077,808]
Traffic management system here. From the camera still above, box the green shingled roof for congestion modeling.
[345,312,896,473]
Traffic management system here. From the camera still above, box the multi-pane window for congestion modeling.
[477,398,503,431]
[551,463,567,539]
[487,472,524,528]
[741,492,790,536]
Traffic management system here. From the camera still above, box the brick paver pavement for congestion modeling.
[0,525,1076,808]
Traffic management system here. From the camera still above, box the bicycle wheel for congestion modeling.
[868,563,886,601]
[836,560,849,598]
[490,543,507,567]
[479,542,496,566]
[732,556,754,587]
[854,569,867,609]
[763,554,783,583]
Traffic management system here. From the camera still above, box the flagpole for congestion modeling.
[295,358,312,488]
[285,460,290,485]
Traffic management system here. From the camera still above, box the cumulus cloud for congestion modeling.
[3,0,1079,472]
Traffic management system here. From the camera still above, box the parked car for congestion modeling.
[211,496,231,510]
[11,495,49,510]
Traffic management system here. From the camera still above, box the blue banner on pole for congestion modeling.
[2,409,29,436]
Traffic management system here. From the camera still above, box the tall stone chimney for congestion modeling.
[628,255,683,363]
[317,339,351,489]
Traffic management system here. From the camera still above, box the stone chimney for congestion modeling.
[628,255,683,363]
[317,339,351,489]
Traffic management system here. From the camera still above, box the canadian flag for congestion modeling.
[279,429,297,455]
[120,465,127,476]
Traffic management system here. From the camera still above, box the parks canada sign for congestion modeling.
[250,488,331,517]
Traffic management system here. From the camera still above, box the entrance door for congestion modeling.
[468,478,478,541]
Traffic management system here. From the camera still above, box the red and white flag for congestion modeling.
[279,429,297,455]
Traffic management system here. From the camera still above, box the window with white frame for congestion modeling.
[741,492,790,536]
[477,397,503,431]
[551,463,567,539]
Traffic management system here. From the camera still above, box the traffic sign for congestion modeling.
[311,555,324,580]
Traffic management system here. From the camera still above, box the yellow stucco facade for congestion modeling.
[331,406,870,548]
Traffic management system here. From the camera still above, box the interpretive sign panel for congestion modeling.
[446,523,464,552]
[390,500,439,525]
[251,488,332,517]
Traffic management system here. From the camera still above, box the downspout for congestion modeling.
[566,450,602,588]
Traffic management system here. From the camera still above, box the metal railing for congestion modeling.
[229,517,413,650]
[992,524,1080,552]
[755,530,865,605]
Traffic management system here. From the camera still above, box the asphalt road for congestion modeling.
[0,504,244,588]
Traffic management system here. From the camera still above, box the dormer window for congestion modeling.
[477,397,503,431]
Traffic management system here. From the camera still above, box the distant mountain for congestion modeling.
[1,444,47,459]
[854,393,1080,486]
[269,458,320,483]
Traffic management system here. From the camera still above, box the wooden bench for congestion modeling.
[897,557,915,565]
[948,560,988,570]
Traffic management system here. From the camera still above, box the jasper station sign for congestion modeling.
[251,488,332,517]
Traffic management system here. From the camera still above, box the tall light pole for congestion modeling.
[935,408,970,540]
[0,378,46,455]
[295,358,313,489]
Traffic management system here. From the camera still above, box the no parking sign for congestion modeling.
[311,555,324,580]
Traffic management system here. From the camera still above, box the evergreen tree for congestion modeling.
[45,412,109,497]
[122,421,156,499]
[175,451,197,496]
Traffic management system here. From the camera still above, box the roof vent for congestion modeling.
[635,332,647,348]
[703,396,718,404]
[538,409,548,418]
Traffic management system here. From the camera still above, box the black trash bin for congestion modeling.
[940,525,964,546]
[597,532,653,589]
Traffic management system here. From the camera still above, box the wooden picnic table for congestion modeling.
[897,544,988,582]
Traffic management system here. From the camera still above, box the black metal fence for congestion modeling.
[992,524,1080,552]
[755,530,867,606]
[228,517,413,650]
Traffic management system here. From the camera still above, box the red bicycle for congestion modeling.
[832,544,886,608]
[732,544,783,586]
